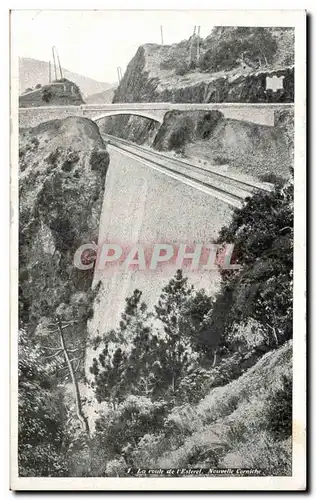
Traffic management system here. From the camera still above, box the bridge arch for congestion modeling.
[85,111,164,124]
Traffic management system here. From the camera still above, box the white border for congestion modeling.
[9,8,306,492]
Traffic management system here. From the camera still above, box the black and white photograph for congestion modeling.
[10,9,306,491]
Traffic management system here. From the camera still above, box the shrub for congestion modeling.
[175,62,190,76]
[196,111,223,140]
[61,149,80,172]
[94,396,169,465]
[259,173,285,185]
[164,404,202,440]
[168,121,193,150]
[45,148,60,168]
[221,431,291,476]
[30,137,39,151]
[177,369,215,404]
[105,457,127,477]
[89,149,109,177]
[42,88,52,103]
[35,83,42,89]
[131,433,166,468]
[265,374,292,441]
[212,155,230,165]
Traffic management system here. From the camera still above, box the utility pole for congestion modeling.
[52,46,63,80]
[52,48,58,81]
[57,52,63,79]
[117,67,121,84]
[189,26,196,66]
[119,67,123,81]
[160,25,164,45]
[197,26,201,62]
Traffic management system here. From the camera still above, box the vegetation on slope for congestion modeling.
[113,27,294,103]
[18,117,110,475]
[19,78,85,107]
[152,109,293,179]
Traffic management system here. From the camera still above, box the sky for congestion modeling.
[11,10,214,83]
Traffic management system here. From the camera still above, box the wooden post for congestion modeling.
[56,51,63,79]
[52,48,58,81]
[197,26,201,62]
[160,25,164,45]
[189,26,196,66]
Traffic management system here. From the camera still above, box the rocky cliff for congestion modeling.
[98,114,160,145]
[19,116,110,330]
[152,109,293,179]
[113,27,294,104]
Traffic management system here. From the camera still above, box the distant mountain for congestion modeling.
[19,57,113,97]
[85,86,117,104]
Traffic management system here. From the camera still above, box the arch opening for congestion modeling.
[95,113,161,147]
[92,111,163,124]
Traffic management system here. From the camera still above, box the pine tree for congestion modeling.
[154,270,194,394]
[90,289,157,403]
[126,329,160,397]
[215,177,293,347]
[90,344,128,409]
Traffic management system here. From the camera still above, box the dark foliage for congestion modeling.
[265,374,292,441]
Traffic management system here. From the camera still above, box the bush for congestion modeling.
[45,148,60,168]
[42,88,52,103]
[35,83,42,89]
[199,28,278,73]
[177,369,215,404]
[175,62,190,76]
[61,149,80,172]
[259,173,285,185]
[212,155,230,165]
[164,404,202,440]
[105,457,127,477]
[196,111,223,140]
[221,431,291,476]
[168,120,193,150]
[131,433,166,468]
[265,374,292,441]
[94,396,169,466]
[89,149,109,177]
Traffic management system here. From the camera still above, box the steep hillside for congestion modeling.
[19,116,110,329]
[99,114,160,145]
[113,27,294,103]
[19,57,113,97]
[153,342,292,474]
[152,110,292,179]
[85,86,117,104]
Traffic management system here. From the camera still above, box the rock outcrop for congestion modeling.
[19,78,85,108]
[99,114,160,145]
[151,110,292,179]
[19,116,109,329]
[113,28,294,104]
